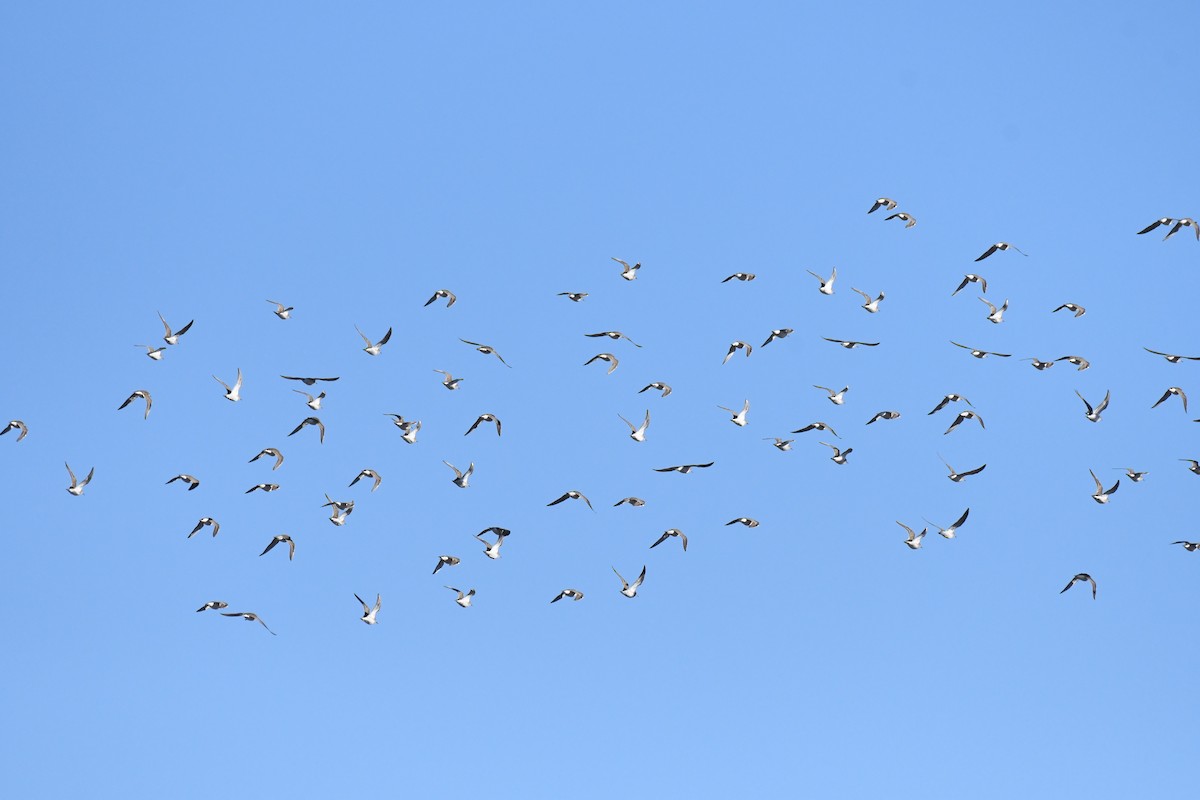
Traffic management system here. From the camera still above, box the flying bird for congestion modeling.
[823,338,879,349]
[939,455,986,483]
[259,534,295,560]
[586,331,642,348]
[975,242,1027,261]
[950,341,1011,359]
[1089,469,1119,504]
[928,394,972,415]
[135,344,165,360]
[460,339,511,367]
[819,441,853,465]
[654,462,714,474]
[1152,387,1188,413]
[924,508,970,539]
[611,257,640,281]
[1076,390,1111,423]
[221,612,276,634]
[356,325,393,356]
[281,375,339,385]
[898,521,926,550]
[722,341,752,364]
[158,312,194,345]
[851,288,885,313]
[806,268,837,295]
[649,529,687,552]
[979,297,1009,324]
[288,416,325,443]
[166,474,200,491]
[1163,218,1198,241]
[726,518,760,527]
[1115,467,1148,482]
[196,601,228,613]
[188,517,220,538]
[1,420,29,442]
[884,211,916,228]
[612,565,646,598]
[1060,573,1097,599]
[244,483,280,494]
[721,272,756,283]
[433,369,464,390]
[944,410,986,435]
[868,198,897,214]
[65,462,94,496]
[761,328,794,347]
[213,369,243,402]
[1021,358,1056,370]
[618,410,650,442]
[1056,355,1091,371]
[1180,459,1200,476]
[348,469,382,492]
[639,382,673,397]
[551,589,585,603]
[1053,303,1086,318]
[557,292,588,302]
[248,448,284,470]
[584,353,619,374]
[443,461,474,488]
[399,419,421,444]
[813,385,849,405]
[792,421,839,438]
[951,274,988,296]
[547,490,594,511]
[464,413,502,437]
[445,586,476,607]
[1137,217,1175,235]
[293,389,325,411]
[614,497,646,507]
[1143,348,1200,363]
[432,555,460,575]
[267,300,293,319]
[424,289,457,308]
[718,399,750,427]
[1171,541,1200,552]
[764,437,793,451]
[476,527,511,559]
[866,411,901,425]
[355,594,381,624]
[118,390,152,420]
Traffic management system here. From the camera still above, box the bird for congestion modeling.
[443,461,474,488]
[884,211,916,228]
[244,483,280,494]
[898,521,926,550]
[328,506,352,526]
[1,420,29,442]
[188,517,220,538]
[722,341,752,364]
[1089,469,1119,504]
[584,353,619,374]
[586,331,642,347]
[611,257,641,280]
[613,565,646,598]
[764,437,794,451]
[445,586,476,608]
[639,382,673,397]
[975,242,1027,261]
[1152,387,1189,413]
[614,497,646,507]
[851,288,885,313]
[464,413,502,437]
[65,462,94,496]
[1021,358,1056,370]
[944,410,985,435]
[1053,303,1086,318]
[433,369,465,390]
[166,474,200,491]
[476,527,511,559]
[1171,541,1200,552]
[118,390,152,420]
[259,534,295,560]
[654,462,714,474]
[761,328,794,347]
[432,555,460,575]
[813,385,849,405]
[726,518,760,527]
[721,272,756,282]
[213,369,243,402]
[1115,467,1148,482]
[424,289,457,308]
[551,589,585,603]
[158,312,194,345]
[196,601,228,613]
[1076,390,1111,422]
[557,292,588,302]
[267,300,293,319]
[979,297,1009,324]
[950,341,1011,359]
[792,421,840,438]
[321,493,354,513]
[868,198,897,214]
[1056,355,1091,371]
[248,448,284,470]
[928,394,973,415]
[1060,573,1097,599]
[819,441,852,465]
[649,529,688,551]
[348,469,382,492]
[288,416,325,443]
[1137,217,1175,235]
[460,339,512,367]
[866,411,901,425]
[939,455,986,483]
[281,375,339,385]
[356,325,392,356]
[806,268,836,295]
[221,612,276,634]
[618,410,650,442]
[1163,218,1199,241]
[1143,348,1200,363]
[1180,459,1200,476]
[400,420,421,444]
[135,344,165,360]
[718,399,750,427]
[924,508,970,539]
[824,338,879,349]
[355,594,381,624]
[547,490,593,510]
[293,389,325,410]
[951,274,988,296]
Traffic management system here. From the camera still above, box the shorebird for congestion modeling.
[824,338,879,349]
[464,413,502,437]
[764,437,794,451]
[424,289,457,308]
[1115,468,1148,482]
[939,455,986,482]
[118,390,152,420]
[866,411,901,425]
[213,368,243,401]
[950,341,1011,359]
[868,197,897,214]
[587,331,642,348]
[547,490,593,510]
[166,474,200,491]
[259,534,295,560]
[1021,358,1056,370]
[1,420,29,442]
[288,416,325,443]
[928,394,972,415]
[248,448,284,470]
[293,389,325,410]
[476,527,511,559]
[189,517,220,538]
[614,497,646,507]
[761,328,794,347]
[944,410,986,435]
[819,441,852,465]
[924,508,970,539]
[444,461,474,488]
[1171,541,1200,552]
[1060,573,1097,599]
[649,528,688,551]
[1144,348,1200,363]
[221,612,276,634]
[1163,218,1199,241]
[267,300,293,319]
[320,496,354,514]
[355,594,381,624]
[196,601,228,612]
[721,272,756,282]
[979,297,1009,324]
[1077,390,1111,422]
[1180,459,1200,476]
[722,341,752,364]
[349,469,382,492]
[653,462,714,474]
[852,288,885,313]
[244,483,280,494]
[1152,387,1189,413]
[898,521,926,550]
[551,589,585,603]
[813,385,849,405]
[806,268,836,295]
[65,462,94,496]
[158,312,194,345]
[611,257,640,280]
[726,518,760,527]
[1137,217,1175,235]
[792,421,839,438]
[356,325,392,356]
[281,375,339,385]
[328,505,352,526]
[445,586,475,607]
[884,211,916,228]
[718,399,750,427]
[433,369,464,390]
[612,565,646,598]
[975,242,1026,261]
[951,274,988,296]
[584,353,619,374]
[400,419,421,444]
[618,410,650,442]
[432,555,460,575]
[1053,303,1086,318]
[1089,469,1119,504]
[1057,355,1091,371]
[135,344,165,360]
[639,382,673,397]
[460,339,512,367]
[557,292,588,302]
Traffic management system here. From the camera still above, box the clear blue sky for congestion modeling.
[2,2,1197,797]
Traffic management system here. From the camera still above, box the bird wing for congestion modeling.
[1090,469,1103,493]
[1076,390,1094,414]
[975,244,999,261]
[960,464,987,477]
[547,493,570,506]
[611,567,628,589]
[355,593,369,614]
[951,508,970,530]
[1096,391,1111,413]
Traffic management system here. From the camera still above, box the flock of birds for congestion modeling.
[5,203,1198,632]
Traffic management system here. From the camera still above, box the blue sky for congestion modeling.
[2,2,1197,797]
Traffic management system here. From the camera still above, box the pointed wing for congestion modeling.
[950,508,970,530]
